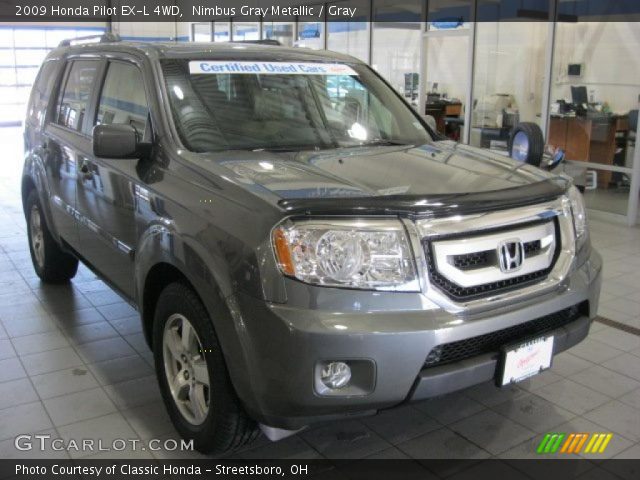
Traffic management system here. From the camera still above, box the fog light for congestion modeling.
[320,362,351,389]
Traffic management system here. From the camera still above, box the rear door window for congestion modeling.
[27,60,59,127]
[55,60,100,132]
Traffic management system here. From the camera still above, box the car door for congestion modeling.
[75,59,151,298]
[42,59,102,249]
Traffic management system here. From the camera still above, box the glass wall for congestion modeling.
[232,22,260,41]
[326,0,371,62]
[203,2,640,223]
[548,20,640,217]
[470,21,549,149]
[469,1,551,150]
[262,22,295,47]
[422,0,473,141]
[213,22,230,42]
[191,23,211,42]
[296,22,325,49]
[371,0,421,99]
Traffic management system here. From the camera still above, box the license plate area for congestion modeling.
[497,335,554,387]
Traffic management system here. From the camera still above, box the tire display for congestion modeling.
[508,121,545,167]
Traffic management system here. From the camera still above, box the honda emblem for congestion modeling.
[498,239,524,273]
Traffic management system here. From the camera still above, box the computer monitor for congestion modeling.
[571,86,588,106]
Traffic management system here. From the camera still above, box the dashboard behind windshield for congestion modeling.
[161,59,432,152]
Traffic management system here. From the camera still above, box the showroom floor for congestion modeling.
[0,127,639,462]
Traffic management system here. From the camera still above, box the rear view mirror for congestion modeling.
[93,124,147,158]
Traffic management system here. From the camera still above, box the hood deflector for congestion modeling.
[278,179,569,219]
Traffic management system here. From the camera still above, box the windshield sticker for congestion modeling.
[189,61,358,76]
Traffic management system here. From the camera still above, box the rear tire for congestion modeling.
[26,189,78,283]
[153,282,259,454]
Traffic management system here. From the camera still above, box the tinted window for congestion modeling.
[56,60,100,131]
[96,62,149,134]
[27,60,59,127]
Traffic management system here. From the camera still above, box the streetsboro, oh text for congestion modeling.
[16,464,300,476]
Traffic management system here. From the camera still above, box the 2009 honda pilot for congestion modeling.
[22,35,602,454]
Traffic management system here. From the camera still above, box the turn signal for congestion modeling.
[272,227,295,276]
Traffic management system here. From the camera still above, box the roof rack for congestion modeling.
[58,33,121,48]
[234,39,281,46]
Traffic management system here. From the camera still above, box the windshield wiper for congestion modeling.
[355,139,412,147]
[365,139,411,146]
[251,144,330,152]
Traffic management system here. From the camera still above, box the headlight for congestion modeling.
[567,185,588,247]
[272,219,419,291]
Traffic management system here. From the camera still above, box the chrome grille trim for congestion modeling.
[405,197,576,312]
[430,220,557,288]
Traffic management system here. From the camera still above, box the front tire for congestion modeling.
[153,282,259,454]
[26,190,78,283]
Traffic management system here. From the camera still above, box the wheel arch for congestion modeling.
[21,156,60,244]
[136,226,258,411]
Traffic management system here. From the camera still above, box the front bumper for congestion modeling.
[228,249,602,430]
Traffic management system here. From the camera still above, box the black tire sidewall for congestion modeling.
[152,283,233,452]
[26,190,48,279]
[25,189,78,282]
[508,122,544,167]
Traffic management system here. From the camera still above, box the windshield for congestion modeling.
[161,59,432,152]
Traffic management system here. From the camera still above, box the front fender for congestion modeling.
[135,223,259,411]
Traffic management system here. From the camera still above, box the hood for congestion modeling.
[186,141,569,217]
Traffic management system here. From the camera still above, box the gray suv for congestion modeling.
[22,35,602,453]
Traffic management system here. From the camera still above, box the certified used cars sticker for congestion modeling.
[189,61,358,76]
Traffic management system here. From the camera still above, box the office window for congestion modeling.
[262,22,294,47]
[56,60,100,132]
[192,23,211,42]
[96,62,149,135]
[371,0,421,98]
[327,0,371,62]
[213,21,231,42]
[548,21,640,217]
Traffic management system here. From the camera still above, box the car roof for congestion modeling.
[51,41,363,64]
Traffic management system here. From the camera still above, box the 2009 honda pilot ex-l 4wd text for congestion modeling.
[22,36,601,453]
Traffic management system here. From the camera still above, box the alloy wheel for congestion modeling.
[163,313,210,425]
[30,204,45,268]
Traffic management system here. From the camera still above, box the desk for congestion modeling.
[425,102,463,139]
[548,114,628,188]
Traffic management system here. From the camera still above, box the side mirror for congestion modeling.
[92,124,148,159]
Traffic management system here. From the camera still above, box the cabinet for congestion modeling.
[548,115,628,188]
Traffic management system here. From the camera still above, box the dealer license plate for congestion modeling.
[498,336,554,386]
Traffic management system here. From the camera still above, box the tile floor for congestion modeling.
[0,127,639,461]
